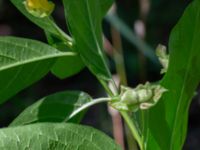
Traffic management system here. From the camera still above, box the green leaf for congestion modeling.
[10,0,60,36]
[0,123,121,150]
[10,0,113,81]
[10,91,92,126]
[100,0,114,17]
[145,1,200,149]
[0,36,74,104]
[45,32,85,79]
[63,0,112,82]
[51,56,84,79]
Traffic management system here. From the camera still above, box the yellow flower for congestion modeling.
[24,0,55,18]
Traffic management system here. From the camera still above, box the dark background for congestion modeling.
[0,0,199,149]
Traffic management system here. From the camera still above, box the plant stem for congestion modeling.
[110,21,139,149]
[48,17,73,48]
[111,26,127,86]
[65,97,115,122]
[120,111,144,150]
[102,39,143,149]
[101,77,144,149]
[100,79,117,97]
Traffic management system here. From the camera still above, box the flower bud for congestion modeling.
[121,90,138,105]
[156,44,169,74]
[137,89,153,103]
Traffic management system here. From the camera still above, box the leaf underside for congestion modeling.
[0,123,121,150]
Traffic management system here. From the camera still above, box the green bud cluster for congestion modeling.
[111,82,167,112]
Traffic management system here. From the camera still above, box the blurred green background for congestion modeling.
[1,0,199,149]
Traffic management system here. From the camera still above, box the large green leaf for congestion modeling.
[145,1,200,149]
[0,36,74,104]
[45,32,85,79]
[63,0,112,82]
[0,123,121,150]
[10,91,91,126]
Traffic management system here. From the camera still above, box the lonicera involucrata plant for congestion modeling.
[0,0,200,149]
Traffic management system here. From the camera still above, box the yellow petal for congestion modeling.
[24,0,55,18]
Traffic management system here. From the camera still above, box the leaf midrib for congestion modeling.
[0,52,75,71]
[85,0,111,77]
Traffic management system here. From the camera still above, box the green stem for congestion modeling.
[48,17,73,48]
[100,80,145,150]
[111,25,140,150]
[100,80,115,96]
[120,111,144,150]
[100,76,144,150]
[65,97,115,122]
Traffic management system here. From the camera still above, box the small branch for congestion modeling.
[65,97,114,122]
